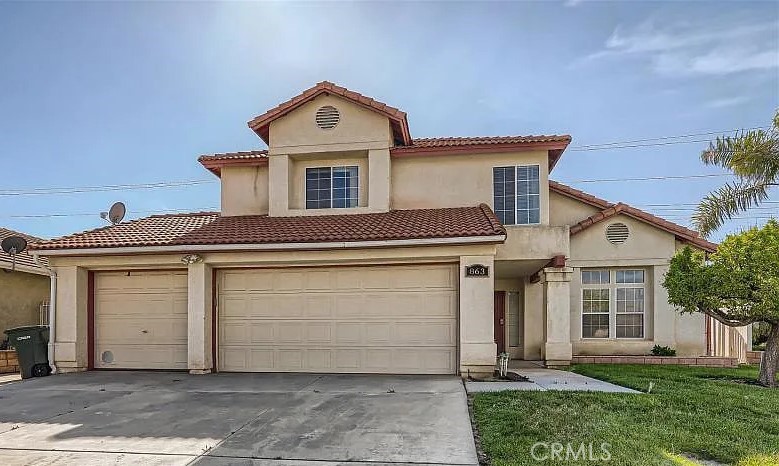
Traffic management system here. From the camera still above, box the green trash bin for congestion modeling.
[4,325,51,379]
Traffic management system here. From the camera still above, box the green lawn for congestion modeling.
[472,365,779,466]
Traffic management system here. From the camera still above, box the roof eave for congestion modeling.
[551,181,717,253]
[31,234,507,257]
[198,157,269,178]
[391,140,570,170]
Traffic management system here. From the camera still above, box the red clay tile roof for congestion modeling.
[1,227,48,272]
[198,150,269,176]
[549,180,717,252]
[398,135,572,148]
[391,135,572,170]
[30,205,506,252]
[199,135,572,177]
[247,81,412,145]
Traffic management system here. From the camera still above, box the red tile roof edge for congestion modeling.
[29,206,506,251]
[549,181,717,252]
[198,135,572,177]
[198,150,269,176]
[247,81,411,145]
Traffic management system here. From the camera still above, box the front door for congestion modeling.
[494,291,506,354]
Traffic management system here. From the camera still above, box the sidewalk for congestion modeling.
[465,367,640,393]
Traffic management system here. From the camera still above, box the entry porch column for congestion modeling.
[542,266,573,366]
[459,255,496,377]
[187,261,213,374]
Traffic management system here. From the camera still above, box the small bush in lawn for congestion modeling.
[652,345,677,356]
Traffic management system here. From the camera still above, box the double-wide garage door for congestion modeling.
[218,264,458,374]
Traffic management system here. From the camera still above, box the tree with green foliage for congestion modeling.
[664,220,779,387]
[693,110,779,237]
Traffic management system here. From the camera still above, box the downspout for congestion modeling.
[33,254,56,374]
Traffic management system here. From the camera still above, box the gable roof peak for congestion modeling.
[247,81,411,146]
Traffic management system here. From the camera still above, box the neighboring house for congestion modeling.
[31,82,718,376]
[0,228,50,339]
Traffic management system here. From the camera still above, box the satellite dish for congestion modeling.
[1,236,27,272]
[101,202,126,224]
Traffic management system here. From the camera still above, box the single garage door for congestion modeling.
[218,264,458,374]
[94,270,188,369]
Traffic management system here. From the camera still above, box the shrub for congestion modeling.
[753,322,770,350]
[652,345,677,356]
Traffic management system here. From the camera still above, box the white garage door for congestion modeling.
[94,270,188,369]
[218,264,458,374]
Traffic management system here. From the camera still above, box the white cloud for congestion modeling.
[705,96,751,109]
[579,17,779,77]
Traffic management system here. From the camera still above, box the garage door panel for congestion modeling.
[218,264,458,374]
[96,317,187,344]
[96,271,187,292]
[94,271,188,370]
[95,343,187,369]
[96,294,187,317]
[394,321,456,345]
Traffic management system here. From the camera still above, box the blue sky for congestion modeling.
[0,1,777,242]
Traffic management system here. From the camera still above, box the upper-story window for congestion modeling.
[306,166,359,209]
[493,165,540,225]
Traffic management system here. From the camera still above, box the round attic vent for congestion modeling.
[606,222,630,244]
[315,105,340,129]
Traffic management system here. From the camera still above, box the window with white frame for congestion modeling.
[581,269,646,339]
[305,166,358,209]
[493,165,540,225]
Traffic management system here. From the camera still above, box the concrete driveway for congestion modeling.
[0,371,477,466]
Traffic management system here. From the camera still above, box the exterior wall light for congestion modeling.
[181,254,203,265]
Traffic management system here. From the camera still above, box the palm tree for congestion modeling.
[693,110,779,237]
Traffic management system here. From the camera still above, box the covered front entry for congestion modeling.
[217,263,458,374]
[93,270,188,369]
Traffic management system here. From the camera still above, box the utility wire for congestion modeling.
[0,126,769,196]
[568,126,768,150]
[2,207,218,219]
[560,173,732,183]
[0,179,216,196]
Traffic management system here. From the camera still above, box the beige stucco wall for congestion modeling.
[45,242,498,374]
[0,270,48,336]
[392,150,563,261]
[549,191,600,227]
[221,165,269,216]
[549,195,707,356]
[391,151,551,223]
[268,94,393,154]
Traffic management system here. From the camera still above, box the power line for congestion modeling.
[560,173,733,183]
[568,126,768,151]
[0,125,770,197]
[2,207,218,219]
[636,200,779,207]
[0,179,216,196]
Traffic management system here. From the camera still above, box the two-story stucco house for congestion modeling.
[31,82,717,376]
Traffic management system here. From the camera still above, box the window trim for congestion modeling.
[493,164,541,226]
[305,165,359,210]
[580,268,646,340]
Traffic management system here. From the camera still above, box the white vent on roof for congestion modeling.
[606,222,630,244]
[315,105,340,129]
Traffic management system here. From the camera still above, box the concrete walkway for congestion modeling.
[466,367,640,393]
